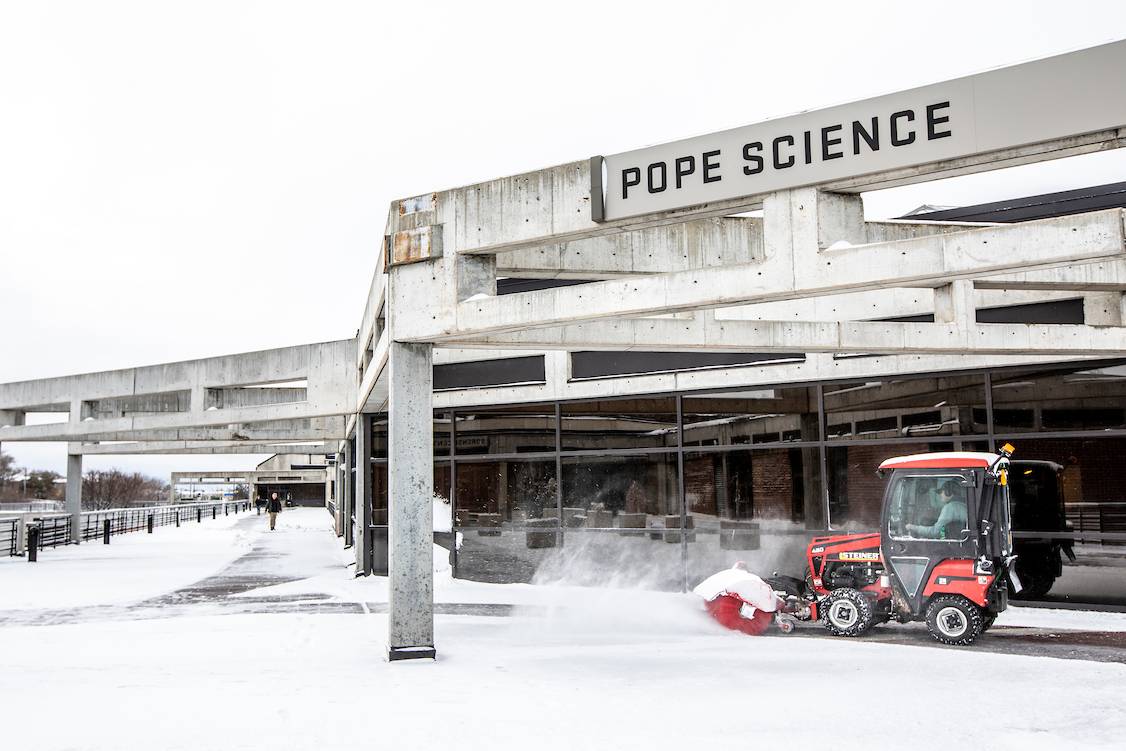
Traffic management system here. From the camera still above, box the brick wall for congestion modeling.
[752,449,794,520]
[842,445,891,527]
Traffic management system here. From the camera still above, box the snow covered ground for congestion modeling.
[0,512,251,609]
[2,508,1125,751]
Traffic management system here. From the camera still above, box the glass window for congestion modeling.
[454,528,558,584]
[991,362,1126,434]
[683,448,819,590]
[681,387,817,447]
[826,442,959,530]
[371,412,454,458]
[824,374,986,441]
[561,453,679,524]
[560,398,676,451]
[451,405,556,456]
[683,449,816,525]
[453,459,557,526]
[886,473,971,541]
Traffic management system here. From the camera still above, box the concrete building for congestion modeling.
[170,455,330,506]
[3,40,1126,658]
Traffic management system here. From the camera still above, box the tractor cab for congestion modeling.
[878,449,1013,620]
[804,445,1015,645]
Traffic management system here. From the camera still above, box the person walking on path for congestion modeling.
[267,492,282,531]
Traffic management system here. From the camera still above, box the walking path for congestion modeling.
[0,508,515,627]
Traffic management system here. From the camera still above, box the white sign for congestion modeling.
[595,40,1126,222]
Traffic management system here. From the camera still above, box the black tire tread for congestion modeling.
[925,595,984,646]
[821,588,875,637]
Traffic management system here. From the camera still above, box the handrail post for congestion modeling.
[27,524,39,562]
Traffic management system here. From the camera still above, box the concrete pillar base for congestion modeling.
[388,646,436,661]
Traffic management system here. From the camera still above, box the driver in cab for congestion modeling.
[906,480,967,539]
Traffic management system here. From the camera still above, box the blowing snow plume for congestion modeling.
[508,519,813,642]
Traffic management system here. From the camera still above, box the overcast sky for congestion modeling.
[2,1,1126,478]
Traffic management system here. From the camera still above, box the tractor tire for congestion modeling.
[821,588,875,637]
[925,595,984,646]
[981,614,997,633]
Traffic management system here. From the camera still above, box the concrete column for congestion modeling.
[934,279,975,329]
[335,453,346,537]
[1083,292,1126,326]
[800,411,825,529]
[764,188,866,285]
[66,453,82,543]
[343,439,354,548]
[355,414,371,575]
[387,340,435,661]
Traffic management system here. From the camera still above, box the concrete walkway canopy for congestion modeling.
[4,39,1126,660]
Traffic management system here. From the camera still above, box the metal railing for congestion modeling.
[1,500,253,557]
[1,517,16,557]
[1065,501,1126,546]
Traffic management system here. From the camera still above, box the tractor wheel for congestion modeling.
[925,595,985,646]
[821,588,874,637]
[981,614,997,633]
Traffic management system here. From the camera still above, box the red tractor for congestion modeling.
[802,447,1016,645]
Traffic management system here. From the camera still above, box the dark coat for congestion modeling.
[267,497,282,513]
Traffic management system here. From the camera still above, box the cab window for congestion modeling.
[887,473,970,542]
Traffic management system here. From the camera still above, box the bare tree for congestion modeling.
[0,451,15,482]
[26,470,62,500]
[82,469,169,510]
[0,451,16,499]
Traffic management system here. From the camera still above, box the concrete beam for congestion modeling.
[0,404,353,443]
[37,417,349,444]
[718,287,1083,323]
[74,441,334,456]
[440,316,1126,356]
[403,209,1125,342]
[397,131,1123,259]
[496,217,762,278]
[0,340,355,442]
[976,259,1126,291]
[431,351,1081,411]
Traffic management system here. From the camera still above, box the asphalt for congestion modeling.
[2,511,1123,664]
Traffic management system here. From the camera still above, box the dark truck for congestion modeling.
[1008,460,1075,599]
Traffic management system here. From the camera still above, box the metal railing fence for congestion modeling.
[1,517,16,556]
[1,500,252,557]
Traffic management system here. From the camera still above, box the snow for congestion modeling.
[3,508,1126,750]
[0,512,250,609]
[997,605,1126,633]
[2,612,1125,751]
[692,564,779,613]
